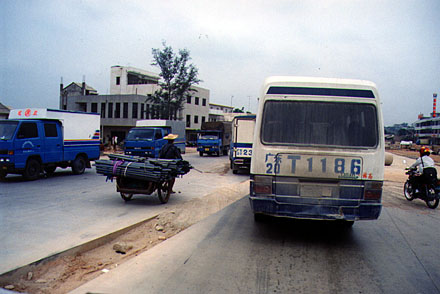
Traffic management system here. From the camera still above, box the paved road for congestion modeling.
[0,151,247,275]
[71,196,440,294]
[71,155,440,294]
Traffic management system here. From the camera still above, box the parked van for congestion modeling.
[250,76,384,225]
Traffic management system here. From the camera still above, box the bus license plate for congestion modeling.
[265,154,363,179]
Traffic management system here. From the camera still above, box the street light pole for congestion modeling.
[231,95,234,108]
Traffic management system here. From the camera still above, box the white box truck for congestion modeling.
[0,108,101,180]
[230,115,256,173]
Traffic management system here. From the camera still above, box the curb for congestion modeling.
[0,214,159,284]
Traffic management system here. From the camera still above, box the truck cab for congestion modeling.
[197,130,224,156]
[124,127,170,158]
[197,121,232,157]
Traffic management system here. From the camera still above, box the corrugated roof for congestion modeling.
[0,102,11,113]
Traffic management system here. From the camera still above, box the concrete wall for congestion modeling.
[110,66,160,96]
[183,87,210,130]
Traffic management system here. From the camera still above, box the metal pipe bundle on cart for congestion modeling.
[95,154,192,203]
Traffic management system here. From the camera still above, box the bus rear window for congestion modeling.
[261,101,378,147]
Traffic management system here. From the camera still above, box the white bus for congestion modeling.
[250,76,384,225]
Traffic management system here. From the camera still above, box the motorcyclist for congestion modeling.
[409,146,437,193]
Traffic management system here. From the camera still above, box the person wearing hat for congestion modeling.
[159,134,182,193]
[409,146,437,193]
[159,134,182,160]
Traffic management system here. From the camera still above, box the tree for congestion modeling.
[233,107,245,113]
[149,42,201,120]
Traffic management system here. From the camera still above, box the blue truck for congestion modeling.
[197,121,232,157]
[124,120,186,158]
[0,108,101,180]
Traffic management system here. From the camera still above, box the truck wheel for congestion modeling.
[216,151,220,157]
[72,155,86,175]
[223,149,228,156]
[24,158,41,181]
[0,171,7,181]
[199,151,204,157]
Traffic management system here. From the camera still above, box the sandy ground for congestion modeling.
[1,149,435,293]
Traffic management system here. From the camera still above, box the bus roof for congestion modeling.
[263,76,377,91]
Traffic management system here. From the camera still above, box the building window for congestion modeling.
[123,102,128,118]
[115,103,121,118]
[186,115,191,128]
[101,103,106,118]
[202,116,206,123]
[187,96,191,104]
[78,103,87,112]
[140,103,145,119]
[108,103,113,118]
[132,103,138,119]
[194,115,199,124]
[202,98,206,106]
[116,76,120,85]
[91,103,98,113]
[195,97,199,105]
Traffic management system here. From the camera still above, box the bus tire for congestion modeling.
[254,213,267,222]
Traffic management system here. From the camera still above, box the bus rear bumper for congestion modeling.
[249,196,381,221]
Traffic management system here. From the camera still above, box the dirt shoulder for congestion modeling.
[386,148,440,164]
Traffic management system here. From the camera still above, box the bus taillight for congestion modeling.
[364,181,383,200]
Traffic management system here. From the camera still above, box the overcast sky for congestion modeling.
[1,0,439,126]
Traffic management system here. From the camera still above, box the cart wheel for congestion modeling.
[120,192,133,202]
[157,181,171,204]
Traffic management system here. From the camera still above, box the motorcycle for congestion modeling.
[403,166,440,209]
